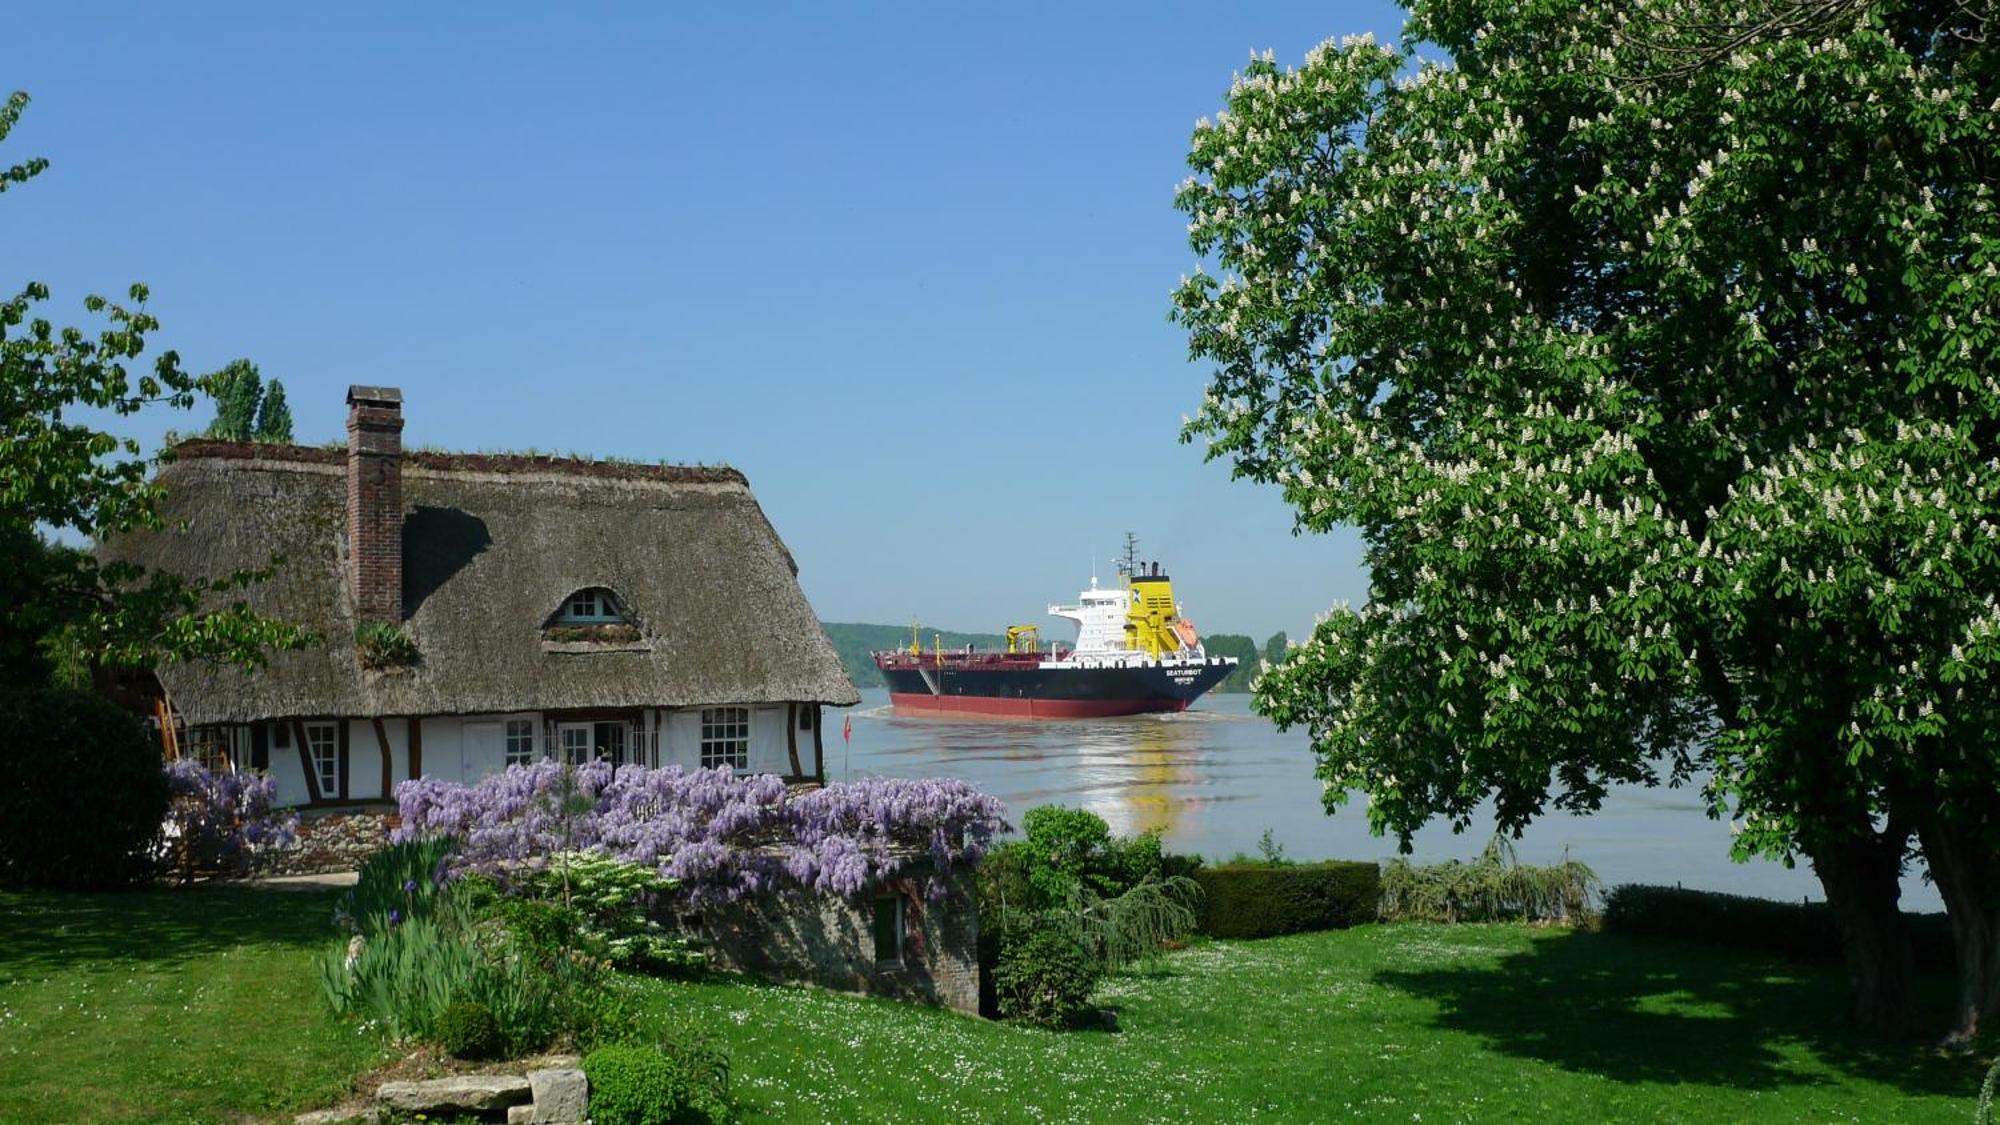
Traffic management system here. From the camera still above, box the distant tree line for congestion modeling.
[1197,631,1287,692]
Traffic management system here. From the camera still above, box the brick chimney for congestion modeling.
[346,385,405,623]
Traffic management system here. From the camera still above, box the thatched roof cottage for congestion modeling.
[102,385,859,808]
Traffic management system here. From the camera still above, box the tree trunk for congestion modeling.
[1916,814,2000,1045]
[1809,829,1917,1037]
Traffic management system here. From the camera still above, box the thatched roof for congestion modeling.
[101,441,859,724]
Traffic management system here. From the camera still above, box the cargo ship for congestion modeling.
[873,546,1237,718]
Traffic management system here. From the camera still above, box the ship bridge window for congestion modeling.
[551,587,628,625]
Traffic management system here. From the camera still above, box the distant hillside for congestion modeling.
[821,622,1289,692]
[821,622,1013,689]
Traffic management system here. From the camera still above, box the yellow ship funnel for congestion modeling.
[1124,563,1182,659]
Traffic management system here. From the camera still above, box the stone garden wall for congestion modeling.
[253,806,398,876]
[696,865,981,1015]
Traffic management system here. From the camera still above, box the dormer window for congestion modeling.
[557,588,625,624]
[543,587,646,649]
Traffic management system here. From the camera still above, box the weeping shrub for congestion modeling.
[1378,837,1598,924]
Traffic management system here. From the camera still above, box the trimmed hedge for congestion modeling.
[1194,860,1382,939]
[1602,884,1954,973]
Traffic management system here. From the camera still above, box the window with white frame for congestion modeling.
[504,719,535,767]
[559,724,592,766]
[700,707,750,771]
[304,721,340,798]
[557,588,625,624]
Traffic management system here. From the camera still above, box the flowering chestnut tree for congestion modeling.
[396,761,1008,909]
[1172,1,1998,1038]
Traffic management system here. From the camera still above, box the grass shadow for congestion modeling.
[1374,928,1970,1098]
[0,885,340,976]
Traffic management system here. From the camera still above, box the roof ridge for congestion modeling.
[168,440,748,486]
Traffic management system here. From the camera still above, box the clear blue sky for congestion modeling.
[8,2,1403,642]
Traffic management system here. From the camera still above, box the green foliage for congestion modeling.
[354,620,419,670]
[1379,838,1599,925]
[991,926,1102,1029]
[0,90,310,685]
[980,807,1203,1008]
[203,359,261,441]
[323,840,621,1057]
[1602,884,1954,973]
[511,851,701,975]
[253,377,293,442]
[0,687,169,889]
[1201,633,1260,691]
[1193,860,1382,939]
[583,1043,720,1125]
[433,1000,502,1060]
[335,837,457,933]
[1173,1,2000,1035]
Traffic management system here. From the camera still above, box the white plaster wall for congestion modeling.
[346,719,383,801]
[420,716,465,785]
[748,704,793,776]
[267,723,311,807]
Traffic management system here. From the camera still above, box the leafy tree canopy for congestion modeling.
[1172,1,1997,1037]
[0,91,310,685]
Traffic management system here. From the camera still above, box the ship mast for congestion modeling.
[1119,531,1140,581]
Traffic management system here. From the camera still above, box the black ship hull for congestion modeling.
[875,659,1235,718]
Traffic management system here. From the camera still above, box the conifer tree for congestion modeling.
[253,377,293,442]
[204,359,261,441]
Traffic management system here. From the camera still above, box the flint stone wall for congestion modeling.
[696,865,980,1015]
[253,806,398,875]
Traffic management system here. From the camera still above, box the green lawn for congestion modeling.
[631,924,1983,1123]
[0,887,387,1124]
[0,889,1986,1123]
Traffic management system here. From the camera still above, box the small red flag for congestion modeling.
[842,714,853,743]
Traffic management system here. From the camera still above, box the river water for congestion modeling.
[835,688,1944,912]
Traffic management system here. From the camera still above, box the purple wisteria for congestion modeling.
[161,759,297,879]
[394,761,1008,907]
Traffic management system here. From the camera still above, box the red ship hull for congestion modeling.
[885,692,1191,719]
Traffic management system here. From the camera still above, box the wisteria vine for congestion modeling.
[394,761,1008,907]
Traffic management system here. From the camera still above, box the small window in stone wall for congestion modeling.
[872,895,904,964]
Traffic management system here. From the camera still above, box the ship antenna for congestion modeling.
[1121,532,1140,577]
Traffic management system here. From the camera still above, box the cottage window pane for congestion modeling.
[560,725,591,766]
[699,707,750,771]
[504,719,535,767]
[305,722,339,797]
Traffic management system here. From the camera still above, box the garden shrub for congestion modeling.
[0,687,168,889]
[434,1000,502,1060]
[1195,860,1382,938]
[511,851,703,975]
[977,808,1203,1014]
[584,1043,712,1125]
[1378,837,1597,925]
[992,925,1102,1028]
[1602,884,1954,972]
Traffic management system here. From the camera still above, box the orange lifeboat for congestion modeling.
[1173,617,1200,650]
